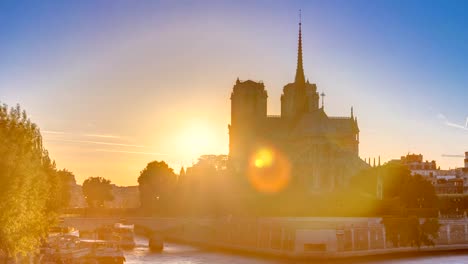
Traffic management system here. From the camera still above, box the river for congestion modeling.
[124,237,468,264]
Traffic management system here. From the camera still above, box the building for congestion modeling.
[392,153,439,183]
[389,153,439,184]
[435,176,464,194]
[392,152,468,194]
[465,151,468,171]
[228,19,366,191]
[401,153,438,177]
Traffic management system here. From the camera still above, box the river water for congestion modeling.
[124,237,468,264]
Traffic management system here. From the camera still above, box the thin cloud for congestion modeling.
[94,149,167,155]
[442,154,464,158]
[437,113,468,131]
[43,130,66,135]
[43,131,122,139]
[48,138,147,148]
[83,134,122,139]
[446,121,468,131]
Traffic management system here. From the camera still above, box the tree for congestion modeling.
[82,177,114,208]
[351,164,437,209]
[0,104,61,259]
[351,163,408,199]
[180,155,232,216]
[138,161,177,214]
[56,169,76,208]
[400,174,437,209]
[381,216,440,248]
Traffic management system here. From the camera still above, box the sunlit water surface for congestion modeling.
[125,237,468,264]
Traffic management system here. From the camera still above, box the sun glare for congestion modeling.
[178,122,216,157]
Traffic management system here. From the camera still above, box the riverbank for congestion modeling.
[166,235,468,262]
[127,238,468,264]
[63,216,468,261]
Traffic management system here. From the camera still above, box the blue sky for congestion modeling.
[1,0,467,185]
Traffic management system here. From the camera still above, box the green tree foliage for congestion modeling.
[351,163,407,198]
[0,104,61,258]
[381,216,440,248]
[82,177,114,208]
[400,174,437,209]
[351,163,438,209]
[56,169,76,208]
[437,195,465,215]
[138,161,177,214]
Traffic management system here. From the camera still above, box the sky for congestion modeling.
[1,0,467,186]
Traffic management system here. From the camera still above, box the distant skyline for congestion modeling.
[1,0,467,185]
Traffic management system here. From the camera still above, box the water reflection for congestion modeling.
[125,237,282,264]
[125,236,468,264]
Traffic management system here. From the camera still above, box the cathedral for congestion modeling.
[228,19,367,192]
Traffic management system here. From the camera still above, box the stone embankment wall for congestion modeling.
[64,217,468,258]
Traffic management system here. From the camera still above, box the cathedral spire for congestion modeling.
[295,10,305,84]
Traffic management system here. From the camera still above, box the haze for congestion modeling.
[1,0,467,185]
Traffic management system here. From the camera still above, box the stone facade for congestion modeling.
[228,21,366,191]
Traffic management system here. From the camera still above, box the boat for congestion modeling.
[80,239,126,264]
[48,226,80,238]
[96,223,136,250]
[41,234,91,263]
[41,229,126,263]
[113,223,136,249]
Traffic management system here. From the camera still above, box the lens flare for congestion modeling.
[248,147,291,193]
[254,149,273,168]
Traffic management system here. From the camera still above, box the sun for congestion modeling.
[177,121,216,157]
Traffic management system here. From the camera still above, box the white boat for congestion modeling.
[80,239,126,264]
[113,223,136,249]
[41,234,91,263]
[48,226,80,238]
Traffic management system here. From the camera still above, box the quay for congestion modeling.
[63,217,468,259]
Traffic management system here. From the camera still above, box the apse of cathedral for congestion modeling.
[228,18,368,192]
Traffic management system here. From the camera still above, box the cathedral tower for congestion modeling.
[281,16,320,119]
[228,79,267,163]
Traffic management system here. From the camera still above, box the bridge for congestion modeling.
[62,217,215,239]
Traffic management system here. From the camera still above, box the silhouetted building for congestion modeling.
[401,153,437,171]
[392,153,468,191]
[435,177,464,194]
[397,153,439,181]
[228,20,366,191]
[465,152,468,171]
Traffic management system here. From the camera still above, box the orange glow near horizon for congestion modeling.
[248,147,291,193]
[175,120,220,159]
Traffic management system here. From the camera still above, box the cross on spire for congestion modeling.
[320,92,326,109]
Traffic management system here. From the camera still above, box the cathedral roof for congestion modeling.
[290,109,329,137]
[288,109,359,138]
[328,117,359,134]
